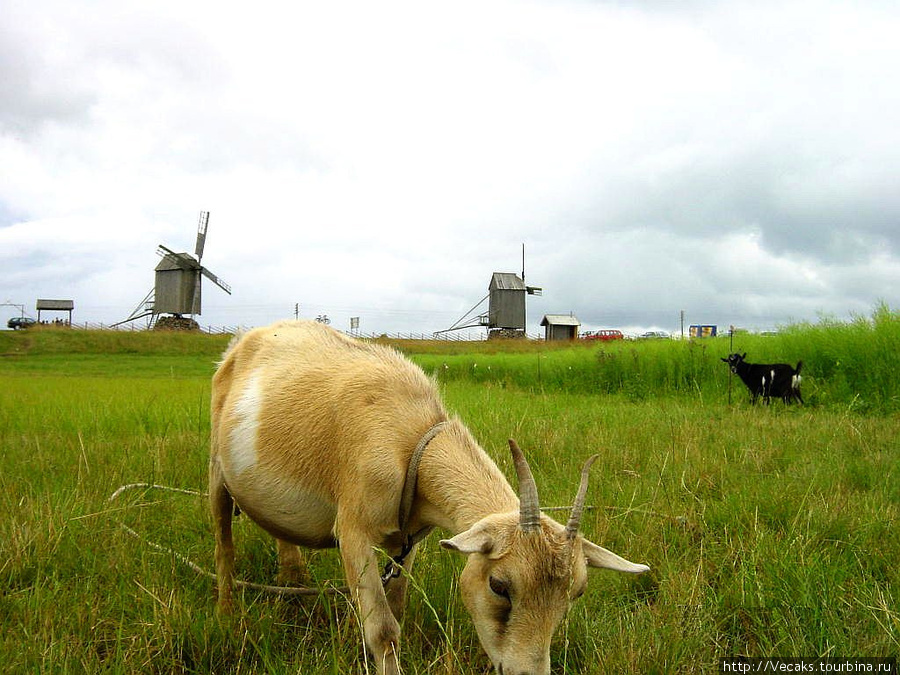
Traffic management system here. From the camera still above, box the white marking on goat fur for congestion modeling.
[229,371,262,476]
[792,374,802,389]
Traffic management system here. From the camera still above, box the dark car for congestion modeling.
[7,316,36,330]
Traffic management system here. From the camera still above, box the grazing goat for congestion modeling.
[210,320,649,675]
[722,352,804,404]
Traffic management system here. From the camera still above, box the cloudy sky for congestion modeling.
[2,0,898,336]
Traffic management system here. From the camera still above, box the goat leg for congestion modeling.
[209,460,236,613]
[338,527,402,675]
[275,539,310,587]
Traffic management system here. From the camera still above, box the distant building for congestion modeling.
[488,273,528,331]
[540,314,581,341]
[437,266,541,339]
[154,252,204,315]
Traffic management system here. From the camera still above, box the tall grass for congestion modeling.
[4,305,897,411]
[2,372,897,673]
[1,310,898,673]
[409,305,900,413]
[776,304,900,412]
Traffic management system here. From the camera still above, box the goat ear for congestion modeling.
[440,523,495,556]
[720,357,728,363]
[582,538,650,574]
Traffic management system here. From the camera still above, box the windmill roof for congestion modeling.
[489,272,526,291]
[155,252,201,272]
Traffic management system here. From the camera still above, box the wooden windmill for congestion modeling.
[117,211,232,329]
[436,245,542,339]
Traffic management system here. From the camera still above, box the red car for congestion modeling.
[581,329,624,342]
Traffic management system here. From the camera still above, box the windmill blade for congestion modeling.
[194,211,209,261]
[157,243,179,259]
[201,267,232,295]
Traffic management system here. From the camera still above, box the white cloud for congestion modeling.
[2,0,898,333]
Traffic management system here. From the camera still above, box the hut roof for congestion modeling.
[540,314,581,327]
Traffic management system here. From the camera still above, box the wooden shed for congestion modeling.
[36,299,74,324]
[541,314,581,341]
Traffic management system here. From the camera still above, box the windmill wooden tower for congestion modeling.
[436,245,542,339]
[117,212,232,329]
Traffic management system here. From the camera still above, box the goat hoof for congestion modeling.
[276,564,311,587]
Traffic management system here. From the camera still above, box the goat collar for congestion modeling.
[383,420,448,585]
[398,420,448,536]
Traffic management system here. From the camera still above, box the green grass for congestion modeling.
[4,304,898,411]
[408,304,900,413]
[1,315,899,673]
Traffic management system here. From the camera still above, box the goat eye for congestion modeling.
[489,576,510,600]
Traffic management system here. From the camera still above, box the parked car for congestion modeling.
[638,330,670,339]
[7,316,36,330]
[582,329,624,342]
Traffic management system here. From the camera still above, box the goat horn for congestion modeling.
[566,454,599,539]
[509,439,541,532]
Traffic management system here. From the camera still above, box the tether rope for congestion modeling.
[108,483,677,597]
[108,483,349,596]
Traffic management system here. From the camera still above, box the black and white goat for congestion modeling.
[722,352,804,404]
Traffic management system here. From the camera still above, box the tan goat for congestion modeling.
[209,320,649,675]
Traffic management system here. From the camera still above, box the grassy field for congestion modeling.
[1,315,898,673]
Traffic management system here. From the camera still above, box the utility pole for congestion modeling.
[1,302,26,317]
[521,243,525,283]
[680,310,685,339]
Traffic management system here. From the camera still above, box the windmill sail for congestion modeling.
[194,211,209,261]
[201,267,232,295]
[156,245,198,271]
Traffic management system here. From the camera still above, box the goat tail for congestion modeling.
[217,329,248,367]
[792,361,804,391]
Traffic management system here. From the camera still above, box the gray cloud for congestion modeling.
[1,0,898,335]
